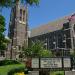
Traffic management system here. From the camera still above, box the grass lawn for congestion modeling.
[50,71,64,75]
[0,64,25,75]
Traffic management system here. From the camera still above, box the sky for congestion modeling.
[2,0,75,36]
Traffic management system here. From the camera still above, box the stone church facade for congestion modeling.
[7,0,28,59]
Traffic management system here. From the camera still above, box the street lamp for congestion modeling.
[44,42,47,49]
[53,41,56,49]
[63,34,67,50]
[44,38,47,49]
[62,34,67,56]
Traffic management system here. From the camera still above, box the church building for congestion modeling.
[7,0,75,59]
[29,14,75,56]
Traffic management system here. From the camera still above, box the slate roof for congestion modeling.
[30,16,69,37]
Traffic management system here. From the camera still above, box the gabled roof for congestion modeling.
[30,16,69,37]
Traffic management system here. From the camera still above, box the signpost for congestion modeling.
[25,57,72,75]
[30,57,71,70]
[63,58,71,69]
[31,58,39,68]
[40,58,62,69]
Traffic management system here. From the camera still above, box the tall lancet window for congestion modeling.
[20,9,22,21]
[23,10,25,21]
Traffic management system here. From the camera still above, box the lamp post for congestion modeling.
[63,34,67,49]
[12,46,16,60]
[44,38,47,50]
[53,41,56,56]
[63,34,66,56]
[44,42,47,50]
[53,41,56,49]
[56,35,59,50]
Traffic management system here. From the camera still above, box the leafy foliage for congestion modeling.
[0,64,24,75]
[0,60,20,66]
[23,41,53,57]
[0,0,13,7]
[0,15,5,32]
[40,49,53,57]
[23,41,43,57]
[70,49,75,57]
[8,67,25,75]
[0,0,40,7]
[0,15,9,51]
[25,0,39,5]
[56,73,63,75]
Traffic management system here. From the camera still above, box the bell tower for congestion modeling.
[8,0,28,59]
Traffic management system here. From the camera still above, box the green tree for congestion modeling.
[0,15,5,33]
[23,41,42,57]
[31,41,43,57]
[0,15,9,51]
[23,41,53,57]
[40,49,53,57]
[18,0,39,5]
[0,0,40,7]
[0,0,12,7]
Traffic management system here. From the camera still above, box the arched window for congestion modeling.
[20,9,22,21]
[23,10,25,21]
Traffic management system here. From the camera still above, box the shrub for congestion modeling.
[56,73,63,75]
[0,60,20,66]
[14,72,25,75]
[8,67,25,75]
